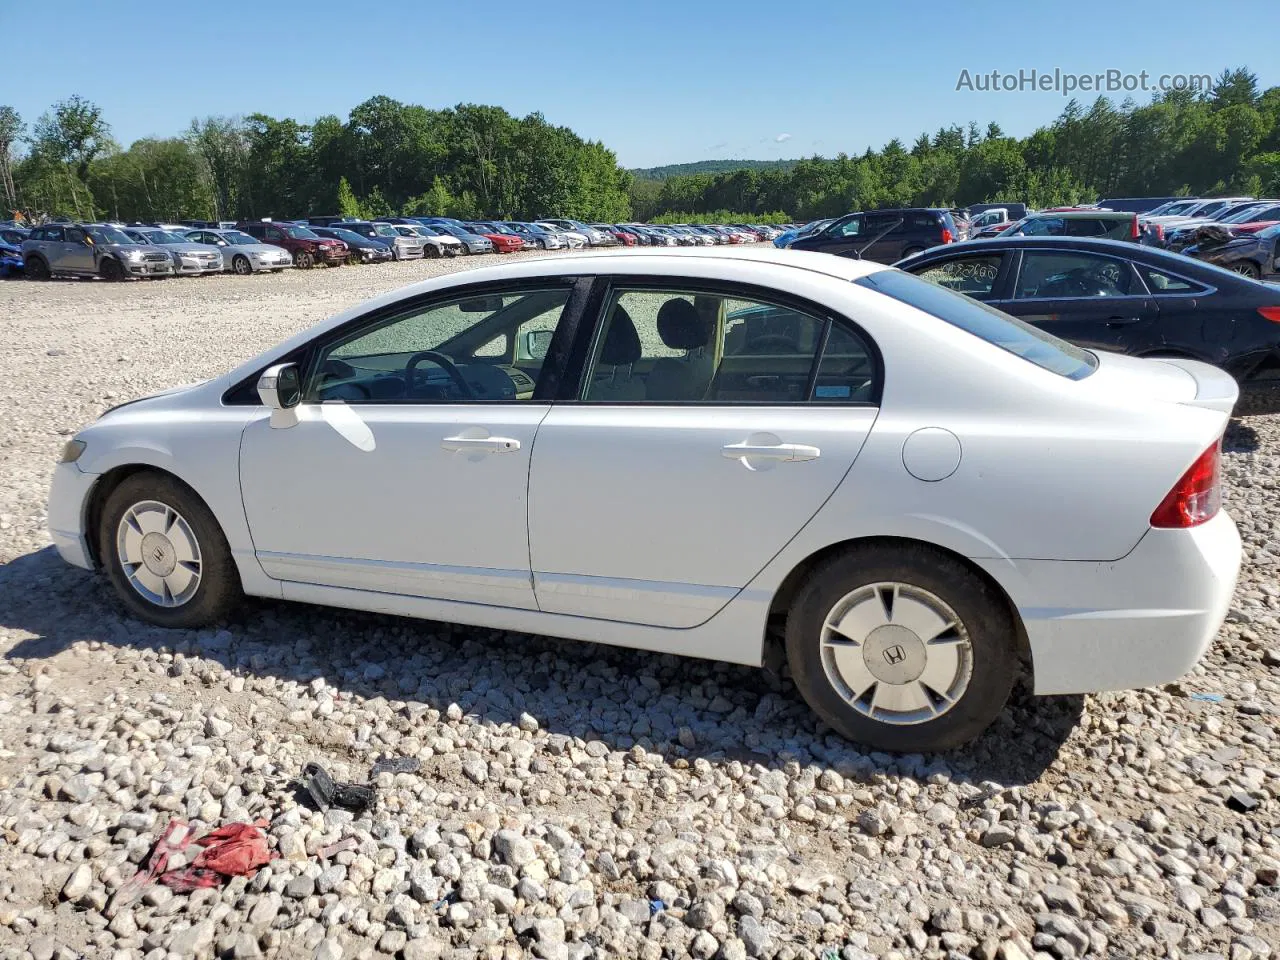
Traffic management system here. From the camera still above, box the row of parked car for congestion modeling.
[764,196,1280,408]
[773,196,1280,284]
[0,216,783,281]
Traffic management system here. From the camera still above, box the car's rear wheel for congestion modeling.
[25,256,50,280]
[231,255,252,276]
[901,246,925,259]
[99,472,241,628]
[1232,262,1261,279]
[100,258,124,281]
[294,249,314,269]
[785,543,1018,752]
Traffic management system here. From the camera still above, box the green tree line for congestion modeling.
[630,68,1280,222]
[3,68,1279,227]
[3,96,631,224]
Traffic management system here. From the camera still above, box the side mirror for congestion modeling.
[521,329,554,361]
[83,236,94,246]
[257,363,301,428]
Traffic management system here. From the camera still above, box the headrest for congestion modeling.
[599,306,641,366]
[656,298,710,350]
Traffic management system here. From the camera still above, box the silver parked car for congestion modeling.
[182,228,294,274]
[21,223,173,280]
[389,224,460,258]
[124,228,224,275]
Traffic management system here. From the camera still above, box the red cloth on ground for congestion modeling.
[156,819,276,890]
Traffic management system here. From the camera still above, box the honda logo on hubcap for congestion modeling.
[882,644,907,666]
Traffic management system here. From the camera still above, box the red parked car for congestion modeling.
[235,220,346,268]
[600,225,636,246]
[465,222,525,253]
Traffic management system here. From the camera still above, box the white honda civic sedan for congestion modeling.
[48,248,1242,751]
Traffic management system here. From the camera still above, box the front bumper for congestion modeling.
[251,254,293,271]
[175,258,223,274]
[977,511,1241,695]
[126,259,174,277]
[48,461,98,570]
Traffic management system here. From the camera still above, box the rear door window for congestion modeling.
[856,269,1096,379]
[1015,251,1134,299]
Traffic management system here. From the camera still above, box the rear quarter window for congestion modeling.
[857,269,1097,380]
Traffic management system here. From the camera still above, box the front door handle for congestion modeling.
[722,441,821,462]
[442,435,521,453]
[1105,316,1143,327]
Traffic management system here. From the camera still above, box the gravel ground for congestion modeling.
[1,254,1278,960]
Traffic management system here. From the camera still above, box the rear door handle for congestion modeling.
[442,436,521,453]
[722,442,821,462]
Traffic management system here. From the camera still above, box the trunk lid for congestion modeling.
[1085,351,1238,416]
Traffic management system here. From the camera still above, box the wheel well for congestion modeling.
[766,536,1031,659]
[83,465,195,567]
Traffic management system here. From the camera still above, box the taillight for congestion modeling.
[1150,441,1221,528]
[1130,215,1140,239]
[941,227,953,244]
[1259,307,1280,322]
[1153,223,1164,240]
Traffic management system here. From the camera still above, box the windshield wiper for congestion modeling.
[854,218,904,259]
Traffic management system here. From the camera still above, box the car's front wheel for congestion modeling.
[1232,261,1261,280]
[294,249,314,269]
[99,472,241,628]
[785,543,1017,752]
[231,255,252,275]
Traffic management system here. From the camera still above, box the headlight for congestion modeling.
[60,439,86,463]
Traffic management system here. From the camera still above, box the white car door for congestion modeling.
[239,282,581,610]
[528,282,880,628]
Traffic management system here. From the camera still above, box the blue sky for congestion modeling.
[4,1,1278,168]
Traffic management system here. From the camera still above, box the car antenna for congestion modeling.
[853,217,904,260]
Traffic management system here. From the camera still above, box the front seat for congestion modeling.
[645,298,715,401]
[587,306,645,401]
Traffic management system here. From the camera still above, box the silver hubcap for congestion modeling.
[820,582,973,725]
[116,500,202,607]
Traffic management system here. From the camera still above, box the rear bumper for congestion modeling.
[977,511,1241,695]
[48,462,98,570]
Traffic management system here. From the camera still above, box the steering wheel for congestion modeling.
[405,350,474,399]
[746,334,801,353]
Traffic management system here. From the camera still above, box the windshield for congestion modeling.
[861,269,1097,380]
[372,225,399,237]
[327,229,365,243]
[435,224,468,237]
[90,227,132,245]
[414,224,445,236]
[222,231,257,245]
[147,230,187,244]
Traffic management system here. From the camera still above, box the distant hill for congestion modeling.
[629,159,800,180]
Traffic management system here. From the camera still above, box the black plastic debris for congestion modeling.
[1227,792,1260,814]
[370,756,422,779]
[299,762,376,813]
